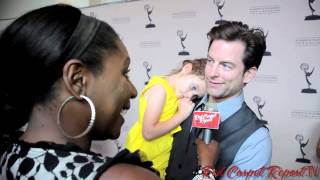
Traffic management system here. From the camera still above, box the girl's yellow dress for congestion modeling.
[125,76,181,179]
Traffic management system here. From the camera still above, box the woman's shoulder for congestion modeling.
[1,141,159,179]
[99,149,161,180]
[99,163,160,180]
[1,140,109,179]
[95,149,160,179]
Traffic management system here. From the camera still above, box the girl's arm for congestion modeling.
[142,85,194,140]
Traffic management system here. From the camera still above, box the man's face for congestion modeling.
[205,39,256,102]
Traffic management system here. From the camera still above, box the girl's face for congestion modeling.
[175,74,206,100]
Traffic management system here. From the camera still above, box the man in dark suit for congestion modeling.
[166,21,272,180]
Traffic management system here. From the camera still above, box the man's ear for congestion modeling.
[181,63,193,74]
[243,67,257,85]
[62,59,87,99]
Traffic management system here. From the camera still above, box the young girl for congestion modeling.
[125,58,207,179]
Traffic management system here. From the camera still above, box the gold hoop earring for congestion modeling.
[57,95,96,139]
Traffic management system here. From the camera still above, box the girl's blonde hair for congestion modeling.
[170,58,207,79]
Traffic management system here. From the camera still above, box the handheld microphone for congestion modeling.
[192,102,220,144]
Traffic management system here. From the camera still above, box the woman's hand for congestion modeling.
[195,138,219,167]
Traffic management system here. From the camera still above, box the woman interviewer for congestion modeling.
[0,4,159,180]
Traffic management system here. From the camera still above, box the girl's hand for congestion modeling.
[177,98,195,120]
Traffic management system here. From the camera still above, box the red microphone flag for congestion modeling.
[192,111,220,129]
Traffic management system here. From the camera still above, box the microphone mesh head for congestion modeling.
[204,102,218,112]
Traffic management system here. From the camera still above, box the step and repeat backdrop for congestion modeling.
[1,0,319,178]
